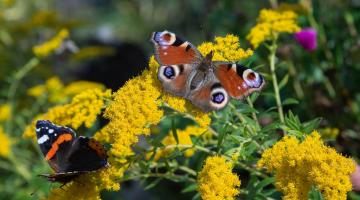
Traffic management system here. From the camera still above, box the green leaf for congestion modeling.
[144,178,163,190]
[308,186,324,200]
[279,74,289,90]
[217,125,229,153]
[192,193,201,200]
[303,118,322,134]
[283,98,299,106]
[171,118,179,144]
[181,183,198,193]
[254,177,275,191]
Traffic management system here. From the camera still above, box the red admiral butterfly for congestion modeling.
[35,120,108,184]
[151,31,265,112]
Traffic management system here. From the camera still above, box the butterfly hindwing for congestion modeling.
[65,136,108,172]
[188,73,230,112]
[214,62,265,99]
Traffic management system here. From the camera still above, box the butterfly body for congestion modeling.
[35,120,108,184]
[151,31,265,112]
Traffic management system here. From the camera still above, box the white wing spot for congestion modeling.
[36,128,41,132]
[48,129,54,134]
[45,127,49,130]
[37,135,49,144]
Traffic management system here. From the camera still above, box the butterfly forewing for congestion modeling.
[36,120,76,171]
[151,31,202,66]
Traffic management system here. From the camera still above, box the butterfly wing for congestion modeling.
[38,172,80,184]
[151,31,203,97]
[35,120,76,172]
[151,30,202,65]
[188,72,230,112]
[64,136,108,172]
[214,62,265,99]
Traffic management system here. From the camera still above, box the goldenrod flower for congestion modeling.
[64,81,105,97]
[198,156,241,200]
[47,175,101,200]
[28,76,64,102]
[197,34,253,62]
[247,9,300,48]
[27,76,105,103]
[258,131,355,200]
[0,103,11,121]
[23,88,111,139]
[92,67,163,190]
[0,126,11,157]
[152,126,209,160]
[33,28,69,57]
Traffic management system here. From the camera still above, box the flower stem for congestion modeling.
[6,57,39,132]
[246,96,260,125]
[269,41,285,123]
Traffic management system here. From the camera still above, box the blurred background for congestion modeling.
[1,0,360,199]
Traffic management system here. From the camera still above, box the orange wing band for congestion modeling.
[45,134,73,160]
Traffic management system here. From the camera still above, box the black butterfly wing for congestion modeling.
[38,172,81,184]
[35,120,76,172]
[64,136,108,172]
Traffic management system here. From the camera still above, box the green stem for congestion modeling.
[7,153,31,181]
[269,0,278,8]
[159,143,267,178]
[246,97,260,126]
[120,172,196,183]
[269,41,285,123]
[6,57,39,133]
[288,62,304,99]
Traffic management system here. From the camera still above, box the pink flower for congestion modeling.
[294,28,317,51]
[351,163,360,191]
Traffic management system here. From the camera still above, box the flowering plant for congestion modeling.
[0,1,359,200]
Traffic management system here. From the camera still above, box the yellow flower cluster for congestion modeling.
[92,66,163,191]
[0,126,11,157]
[0,103,11,121]
[258,131,355,200]
[247,9,301,48]
[23,88,111,139]
[28,76,64,102]
[197,34,253,62]
[72,46,116,61]
[151,126,209,160]
[198,156,240,200]
[27,76,105,103]
[47,175,100,200]
[32,28,69,57]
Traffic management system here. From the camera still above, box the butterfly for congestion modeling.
[35,120,108,184]
[151,30,265,112]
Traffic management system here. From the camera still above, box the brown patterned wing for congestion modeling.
[214,62,265,99]
[188,73,230,112]
[151,30,202,65]
[158,64,195,97]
